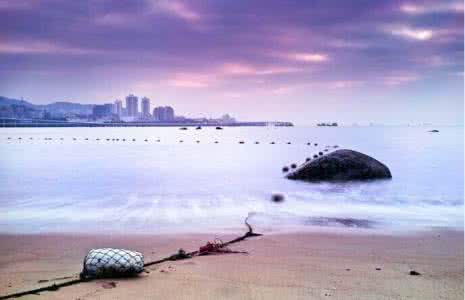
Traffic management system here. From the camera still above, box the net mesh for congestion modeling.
[81,248,144,279]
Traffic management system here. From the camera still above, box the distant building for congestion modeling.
[114,99,122,116]
[220,114,236,124]
[93,103,113,118]
[153,106,175,122]
[125,94,138,117]
[141,97,151,118]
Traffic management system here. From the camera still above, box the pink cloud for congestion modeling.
[289,53,329,62]
[165,73,212,88]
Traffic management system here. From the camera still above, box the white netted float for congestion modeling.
[80,248,144,279]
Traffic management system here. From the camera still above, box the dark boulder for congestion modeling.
[286,149,391,181]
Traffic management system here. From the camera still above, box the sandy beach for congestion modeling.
[0,229,462,300]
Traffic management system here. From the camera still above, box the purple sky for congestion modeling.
[0,0,463,124]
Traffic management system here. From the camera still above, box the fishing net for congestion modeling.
[80,248,144,279]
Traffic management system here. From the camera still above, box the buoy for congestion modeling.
[18,137,22,140]
[271,142,275,144]
[282,166,289,172]
[305,157,311,162]
[239,141,245,144]
[106,138,110,141]
[156,139,160,142]
[7,137,11,139]
[96,138,100,141]
[132,139,136,141]
[73,138,76,140]
[307,142,311,145]
[313,154,318,158]
[179,140,183,143]
[287,142,291,144]
[290,163,297,169]
[255,141,259,144]
[144,139,148,142]
[314,143,318,146]
[122,139,126,141]
[319,152,323,156]
[196,140,200,143]
[214,141,219,144]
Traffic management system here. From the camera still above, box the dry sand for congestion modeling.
[0,230,463,300]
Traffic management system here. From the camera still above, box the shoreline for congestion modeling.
[0,229,462,299]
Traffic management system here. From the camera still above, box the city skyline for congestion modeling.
[0,0,463,125]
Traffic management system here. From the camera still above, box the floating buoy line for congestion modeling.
[3,137,340,148]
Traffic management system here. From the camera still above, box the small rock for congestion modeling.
[375,267,382,271]
[271,193,285,203]
[409,270,421,276]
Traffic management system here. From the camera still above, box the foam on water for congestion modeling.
[0,126,463,234]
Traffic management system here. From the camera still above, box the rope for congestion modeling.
[0,217,262,300]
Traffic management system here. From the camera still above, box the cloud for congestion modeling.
[400,2,464,14]
[166,73,212,88]
[383,74,419,86]
[390,27,434,41]
[327,81,363,89]
[0,0,34,10]
[0,40,101,55]
[269,86,293,95]
[95,13,135,27]
[155,0,201,22]
[285,52,329,62]
[221,63,302,76]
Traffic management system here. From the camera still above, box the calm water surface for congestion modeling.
[0,126,463,234]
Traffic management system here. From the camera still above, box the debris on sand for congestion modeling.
[101,282,117,289]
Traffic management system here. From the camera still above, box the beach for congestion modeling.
[0,229,462,300]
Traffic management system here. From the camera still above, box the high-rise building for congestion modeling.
[125,94,138,117]
[141,97,151,118]
[153,106,175,122]
[114,99,122,116]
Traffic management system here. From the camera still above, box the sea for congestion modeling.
[0,126,463,234]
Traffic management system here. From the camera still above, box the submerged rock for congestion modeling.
[286,149,391,181]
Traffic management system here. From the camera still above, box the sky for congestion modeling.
[0,0,463,125]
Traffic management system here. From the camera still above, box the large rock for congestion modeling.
[287,149,391,181]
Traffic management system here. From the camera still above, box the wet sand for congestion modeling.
[0,230,463,300]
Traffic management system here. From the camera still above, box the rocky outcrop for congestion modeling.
[286,149,391,181]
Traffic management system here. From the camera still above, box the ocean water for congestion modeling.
[0,126,463,234]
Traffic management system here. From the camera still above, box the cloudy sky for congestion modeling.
[0,0,463,124]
